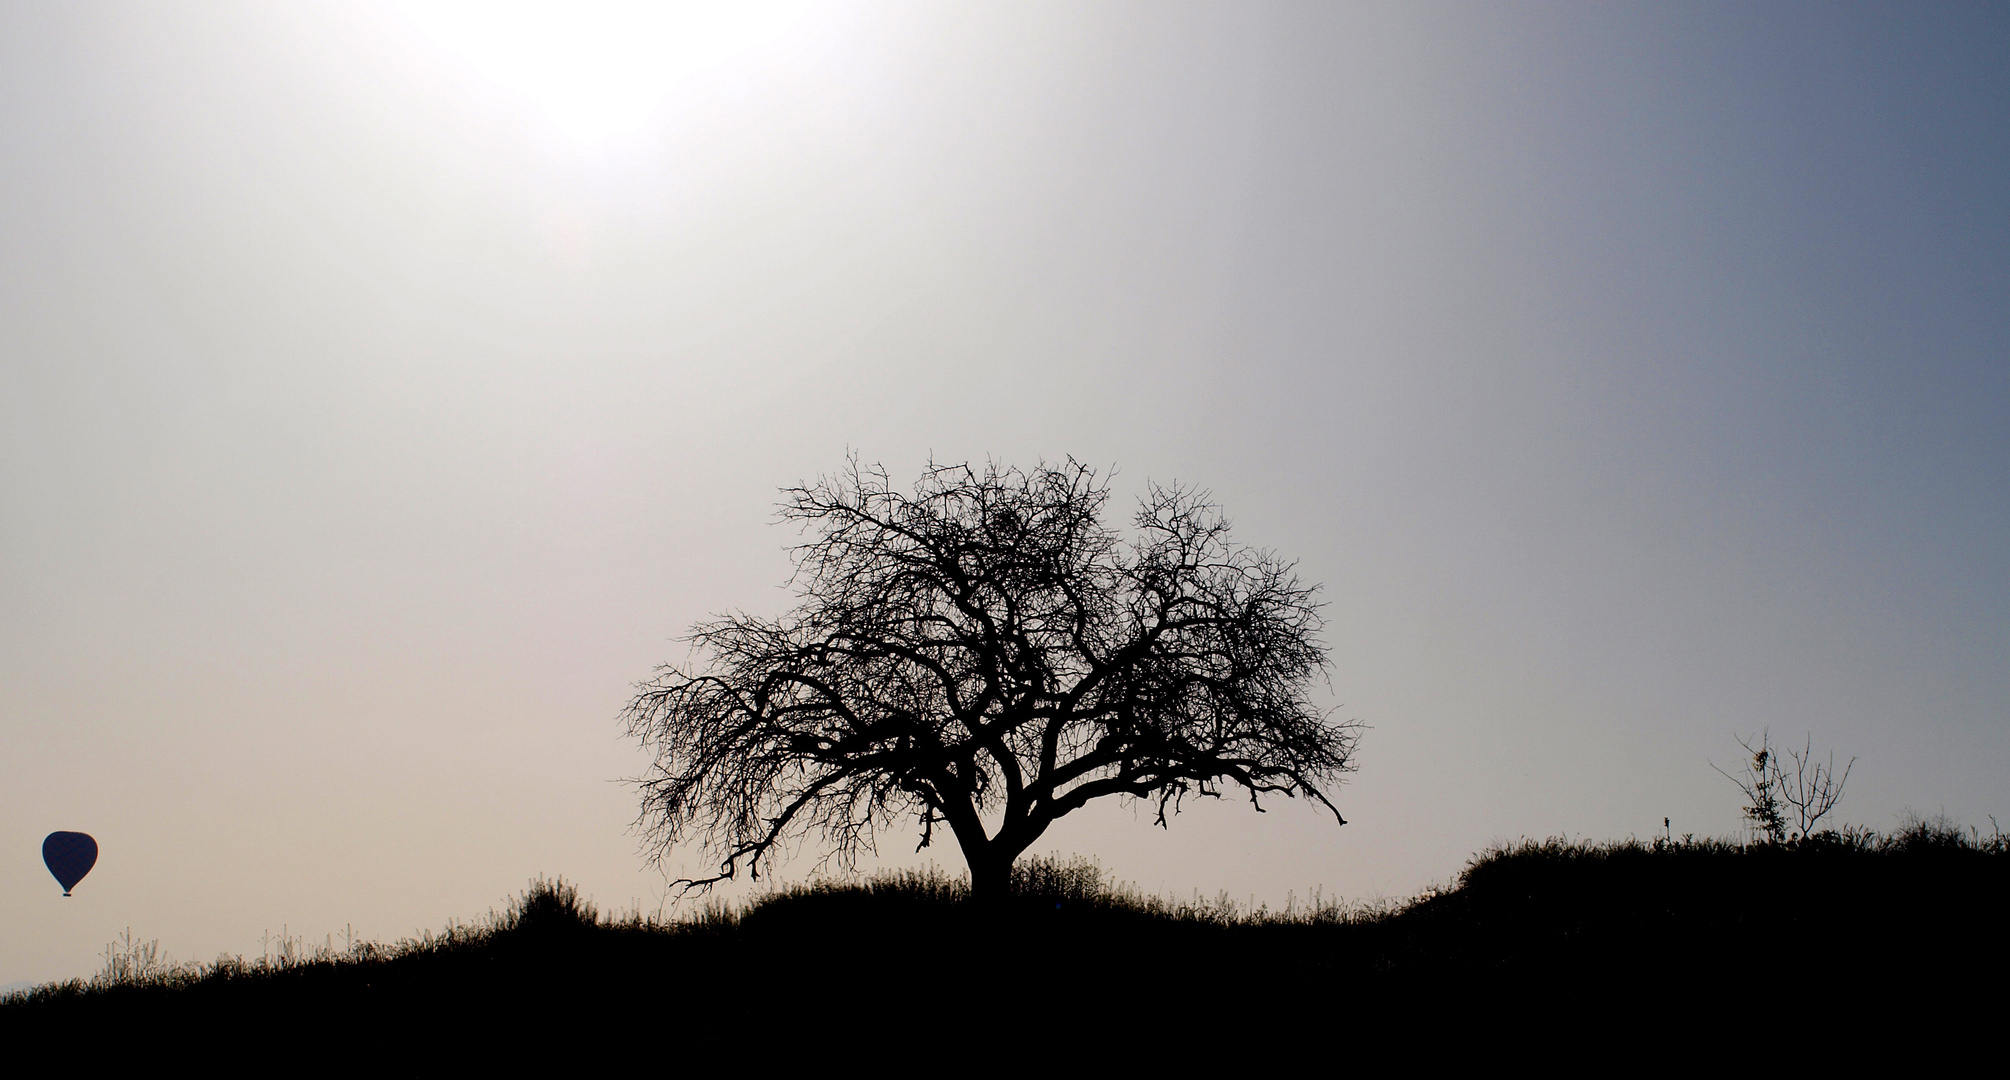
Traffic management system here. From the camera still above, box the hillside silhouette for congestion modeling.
[6,817,2004,1064]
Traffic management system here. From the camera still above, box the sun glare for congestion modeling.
[385,1,812,144]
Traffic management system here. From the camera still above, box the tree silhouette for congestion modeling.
[622,457,1356,900]
[1714,730,1855,844]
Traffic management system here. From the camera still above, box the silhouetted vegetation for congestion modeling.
[623,457,1354,900]
[1714,729,1856,843]
[7,818,2004,1060]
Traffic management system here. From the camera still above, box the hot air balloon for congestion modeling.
[43,832,97,897]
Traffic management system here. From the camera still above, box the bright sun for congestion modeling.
[385,1,812,144]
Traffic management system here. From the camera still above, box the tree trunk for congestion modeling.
[967,852,1012,906]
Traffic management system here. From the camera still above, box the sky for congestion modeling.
[3,1,2006,986]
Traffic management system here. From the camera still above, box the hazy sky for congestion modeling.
[4,1,2006,986]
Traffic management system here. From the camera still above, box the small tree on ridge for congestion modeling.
[621,457,1357,900]
[1715,730,1855,844]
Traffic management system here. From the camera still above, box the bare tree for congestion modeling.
[1778,733,1854,839]
[1713,730,1854,844]
[621,457,1356,900]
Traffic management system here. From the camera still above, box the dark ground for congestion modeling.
[6,822,2004,1069]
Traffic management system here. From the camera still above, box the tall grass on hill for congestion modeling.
[741,856,1369,930]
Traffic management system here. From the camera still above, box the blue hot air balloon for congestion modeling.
[43,832,98,897]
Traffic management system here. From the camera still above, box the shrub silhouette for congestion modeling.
[1715,730,1854,843]
[497,876,599,936]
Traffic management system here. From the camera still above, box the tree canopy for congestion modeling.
[622,457,1356,899]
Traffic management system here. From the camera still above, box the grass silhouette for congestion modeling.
[5,818,2004,1062]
